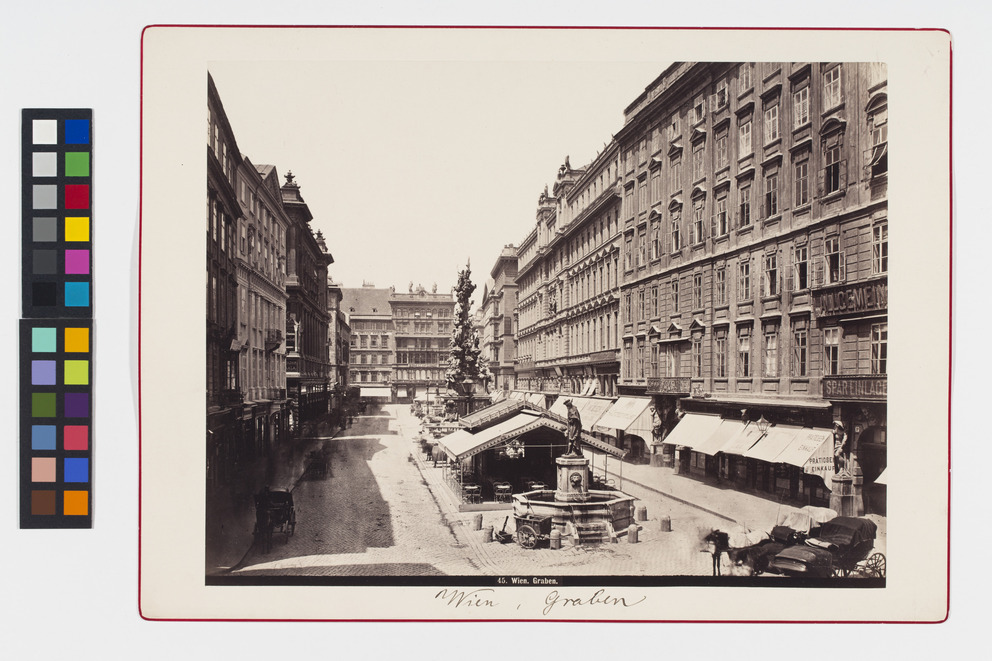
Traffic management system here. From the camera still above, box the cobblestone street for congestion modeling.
[229,405,791,579]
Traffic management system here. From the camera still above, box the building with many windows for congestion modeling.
[342,284,395,400]
[233,158,291,460]
[514,146,624,401]
[281,173,334,434]
[613,62,886,511]
[206,74,244,486]
[481,246,519,394]
[390,285,456,402]
[326,277,351,414]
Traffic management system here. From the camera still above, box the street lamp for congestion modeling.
[756,414,770,433]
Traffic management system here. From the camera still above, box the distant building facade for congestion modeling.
[515,146,623,399]
[342,284,395,400]
[481,246,519,393]
[327,278,351,412]
[281,173,334,433]
[390,285,456,401]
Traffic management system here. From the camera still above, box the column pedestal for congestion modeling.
[555,455,590,503]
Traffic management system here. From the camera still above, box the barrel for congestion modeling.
[635,505,648,521]
[471,513,483,531]
[659,515,672,532]
[627,524,639,544]
[481,525,494,543]
[550,529,561,550]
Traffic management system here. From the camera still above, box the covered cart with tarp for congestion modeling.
[769,516,884,578]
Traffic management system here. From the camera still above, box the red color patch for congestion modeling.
[65,184,89,209]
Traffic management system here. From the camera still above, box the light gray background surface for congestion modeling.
[0,1,981,656]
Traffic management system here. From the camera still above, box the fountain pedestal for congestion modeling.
[555,454,591,503]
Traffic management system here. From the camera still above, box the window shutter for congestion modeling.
[839,252,846,282]
[711,213,717,240]
[814,256,824,287]
[839,159,848,190]
[816,167,825,198]
[761,268,767,297]
[759,201,765,220]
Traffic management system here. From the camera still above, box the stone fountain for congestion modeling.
[512,400,636,545]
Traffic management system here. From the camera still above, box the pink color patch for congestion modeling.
[65,250,90,275]
[65,184,89,209]
[63,425,89,450]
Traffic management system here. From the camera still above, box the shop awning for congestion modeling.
[776,428,835,487]
[547,395,614,428]
[489,389,505,403]
[458,398,524,430]
[718,423,766,457]
[743,424,804,463]
[690,419,747,456]
[360,387,392,398]
[434,410,626,462]
[662,413,724,449]
[508,390,527,401]
[593,397,654,438]
[527,393,547,408]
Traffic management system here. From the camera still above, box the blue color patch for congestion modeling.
[32,426,57,450]
[64,119,90,145]
[64,282,90,307]
[64,458,89,483]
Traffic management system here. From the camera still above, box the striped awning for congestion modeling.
[662,413,724,449]
[592,397,654,438]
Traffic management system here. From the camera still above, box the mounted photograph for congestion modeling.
[140,27,949,621]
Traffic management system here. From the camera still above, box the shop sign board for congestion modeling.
[812,280,887,319]
[823,375,887,401]
[647,376,691,394]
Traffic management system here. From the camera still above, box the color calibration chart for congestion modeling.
[20,110,93,528]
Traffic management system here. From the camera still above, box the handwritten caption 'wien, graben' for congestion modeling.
[435,585,646,617]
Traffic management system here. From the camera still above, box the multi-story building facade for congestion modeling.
[614,62,887,510]
[206,74,243,486]
[481,246,519,394]
[326,278,351,412]
[281,173,334,433]
[234,159,291,458]
[515,146,624,400]
[342,284,395,399]
[391,285,456,401]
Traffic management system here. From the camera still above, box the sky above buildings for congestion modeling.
[209,59,667,303]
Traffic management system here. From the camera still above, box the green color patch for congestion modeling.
[32,327,57,353]
[32,393,56,417]
[65,152,90,177]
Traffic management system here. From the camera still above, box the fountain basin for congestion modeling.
[512,489,636,543]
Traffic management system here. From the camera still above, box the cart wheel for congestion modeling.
[517,525,538,550]
[864,553,885,578]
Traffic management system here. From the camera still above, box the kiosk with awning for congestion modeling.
[432,408,626,504]
[527,392,548,409]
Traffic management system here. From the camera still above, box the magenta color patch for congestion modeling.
[64,250,90,275]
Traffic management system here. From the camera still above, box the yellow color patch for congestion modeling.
[64,327,89,352]
[65,217,89,242]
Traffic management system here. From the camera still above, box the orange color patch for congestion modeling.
[63,490,88,516]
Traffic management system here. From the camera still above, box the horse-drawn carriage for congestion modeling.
[253,488,296,553]
[768,516,885,578]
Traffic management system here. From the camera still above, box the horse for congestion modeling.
[702,529,731,576]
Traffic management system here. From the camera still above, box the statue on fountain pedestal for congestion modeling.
[563,399,583,457]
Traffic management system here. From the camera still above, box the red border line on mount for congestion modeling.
[136,24,953,624]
